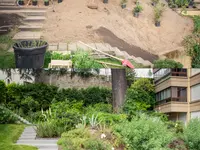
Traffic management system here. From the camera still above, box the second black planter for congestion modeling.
[134,12,139,18]
[103,0,108,3]
[155,21,161,27]
[18,1,24,5]
[58,0,63,3]
[32,1,37,6]
[121,3,126,9]
[44,1,49,6]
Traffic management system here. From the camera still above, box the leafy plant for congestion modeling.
[193,16,200,33]
[0,106,19,124]
[153,59,183,68]
[0,80,7,104]
[183,118,200,150]
[89,114,101,129]
[133,3,143,13]
[154,3,165,23]
[113,113,174,150]
[51,52,71,60]
[83,139,112,150]
[174,0,189,7]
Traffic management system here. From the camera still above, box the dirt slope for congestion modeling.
[43,0,193,56]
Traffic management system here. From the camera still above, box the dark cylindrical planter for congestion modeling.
[103,0,108,3]
[13,40,48,68]
[44,1,49,6]
[121,3,126,9]
[58,0,62,3]
[18,1,24,5]
[32,1,38,6]
[134,12,139,18]
[155,21,161,27]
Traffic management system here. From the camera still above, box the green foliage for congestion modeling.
[154,3,165,22]
[55,87,112,106]
[0,80,7,104]
[83,139,112,150]
[193,16,200,33]
[133,3,143,13]
[174,0,189,7]
[0,106,19,124]
[72,49,102,69]
[184,33,200,68]
[113,113,174,150]
[183,118,200,150]
[0,52,15,68]
[153,59,183,68]
[124,78,155,117]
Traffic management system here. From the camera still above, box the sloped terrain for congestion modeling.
[43,0,193,56]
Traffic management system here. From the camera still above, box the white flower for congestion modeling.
[112,147,115,150]
[101,133,106,139]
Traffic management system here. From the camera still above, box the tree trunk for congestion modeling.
[111,69,127,112]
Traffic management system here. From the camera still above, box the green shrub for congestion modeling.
[183,118,200,150]
[0,106,19,124]
[72,49,102,69]
[113,113,174,150]
[83,139,112,150]
[153,59,183,68]
[0,80,7,104]
[193,16,200,33]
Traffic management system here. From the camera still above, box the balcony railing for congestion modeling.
[156,97,187,105]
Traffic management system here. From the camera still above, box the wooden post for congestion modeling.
[111,69,127,112]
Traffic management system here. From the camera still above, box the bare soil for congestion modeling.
[43,0,193,57]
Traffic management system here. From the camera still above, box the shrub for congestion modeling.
[153,59,183,68]
[183,118,200,150]
[193,16,200,33]
[0,80,7,104]
[83,139,112,150]
[113,113,174,150]
[124,78,155,117]
[0,106,19,124]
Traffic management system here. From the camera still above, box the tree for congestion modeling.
[124,78,155,117]
[111,69,127,112]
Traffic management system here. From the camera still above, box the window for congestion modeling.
[191,84,200,102]
[156,88,171,101]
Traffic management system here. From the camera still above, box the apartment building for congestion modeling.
[154,69,200,124]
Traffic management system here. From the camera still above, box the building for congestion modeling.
[154,69,200,124]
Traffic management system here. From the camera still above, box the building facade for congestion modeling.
[154,69,200,124]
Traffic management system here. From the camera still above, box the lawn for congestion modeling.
[0,124,37,150]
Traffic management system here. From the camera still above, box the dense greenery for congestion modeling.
[183,118,200,150]
[113,113,174,150]
[0,124,37,150]
[0,106,19,124]
[153,59,183,68]
[184,16,200,68]
[124,78,155,118]
[0,80,7,103]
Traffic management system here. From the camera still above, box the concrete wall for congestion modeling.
[36,73,112,89]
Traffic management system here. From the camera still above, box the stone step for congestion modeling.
[20,10,46,16]
[113,47,124,58]
[0,2,15,6]
[18,25,43,31]
[16,143,58,149]
[13,31,41,40]
[17,140,58,144]
[23,16,46,22]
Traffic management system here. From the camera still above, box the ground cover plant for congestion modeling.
[153,59,183,68]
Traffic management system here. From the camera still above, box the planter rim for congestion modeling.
[13,40,48,51]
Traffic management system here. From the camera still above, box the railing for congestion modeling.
[156,97,187,105]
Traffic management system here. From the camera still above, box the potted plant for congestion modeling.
[121,0,127,9]
[13,40,48,68]
[154,3,165,27]
[151,0,159,6]
[18,0,24,5]
[58,0,63,3]
[44,0,49,6]
[133,3,143,18]
[32,0,38,6]
[103,0,108,4]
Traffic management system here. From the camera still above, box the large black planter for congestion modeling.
[58,0,62,3]
[18,1,24,5]
[13,40,48,68]
[32,1,38,6]
[44,1,49,6]
[103,0,108,3]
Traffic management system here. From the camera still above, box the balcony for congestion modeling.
[154,69,187,83]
